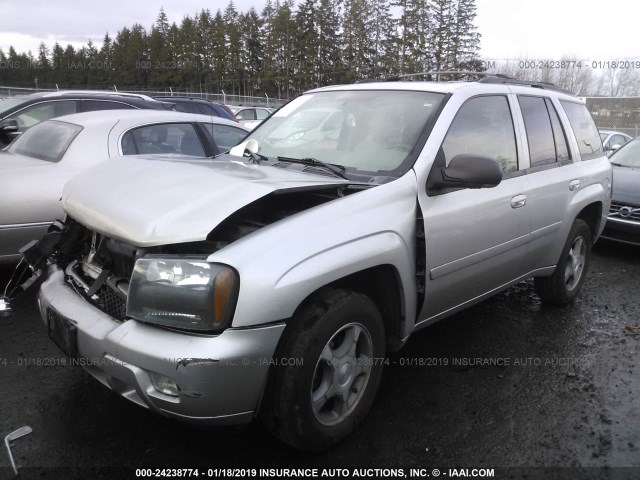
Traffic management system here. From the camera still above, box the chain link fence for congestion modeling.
[0,85,288,108]
[583,97,640,138]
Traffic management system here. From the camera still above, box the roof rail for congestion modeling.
[370,70,574,95]
[41,90,157,101]
[476,76,574,95]
[386,70,503,81]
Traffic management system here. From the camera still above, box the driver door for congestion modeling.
[418,94,532,323]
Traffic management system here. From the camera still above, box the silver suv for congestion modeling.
[23,75,611,451]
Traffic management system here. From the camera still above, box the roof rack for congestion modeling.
[41,90,157,101]
[357,70,574,95]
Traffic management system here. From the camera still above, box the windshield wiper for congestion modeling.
[276,156,348,180]
[246,151,269,164]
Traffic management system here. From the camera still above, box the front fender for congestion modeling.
[210,173,419,331]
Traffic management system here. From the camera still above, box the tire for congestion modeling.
[535,219,591,305]
[261,288,386,452]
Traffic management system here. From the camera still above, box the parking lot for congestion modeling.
[0,239,638,479]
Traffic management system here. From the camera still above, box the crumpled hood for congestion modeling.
[62,155,349,246]
[612,165,640,205]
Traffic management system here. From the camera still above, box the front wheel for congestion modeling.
[260,289,385,451]
[535,219,591,305]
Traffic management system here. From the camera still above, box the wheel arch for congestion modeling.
[575,201,603,243]
[290,264,406,353]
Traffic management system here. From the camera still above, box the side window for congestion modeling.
[81,100,134,112]
[201,123,248,152]
[518,96,556,167]
[560,100,603,160]
[9,100,77,130]
[442,95,518,174]
[544,98,571,163]
[196,103,220,116]
[173,102,199,114]
[236,109,256,120]
[122,123,205,156]
[256,109,270,120]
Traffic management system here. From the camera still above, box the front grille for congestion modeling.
[94,285,127,321]
[609,201,640,223]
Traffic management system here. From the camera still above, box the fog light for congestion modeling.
[151,372,179,397]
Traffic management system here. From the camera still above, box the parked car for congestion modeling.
[601,138,640,245]
[0,110,248,263]
[230,106,273,126]
[153,96,237,122]
[599,129,633,157]
[0,91,174,147]
[23,76,610,451]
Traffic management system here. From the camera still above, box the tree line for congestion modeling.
[0,0,481,98]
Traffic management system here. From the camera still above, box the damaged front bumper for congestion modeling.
[37,266,285,425]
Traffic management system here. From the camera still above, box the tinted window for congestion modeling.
[82,100,134,112]
[196,103,219,116]
[8,120,82,162]
[9,100,77,130]
[122,123,205,156]
[518,96,556,167]
[545,99,570,163]
[560,101,603,160]
[200,123,247,152]
[172,101,199,114]
[442,95,518,174]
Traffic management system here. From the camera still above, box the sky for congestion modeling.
[0,0,637,61]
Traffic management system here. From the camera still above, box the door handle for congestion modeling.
[511,194,527,209]
[569,180,580,191]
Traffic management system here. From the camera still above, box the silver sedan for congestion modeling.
[0,110,249,263]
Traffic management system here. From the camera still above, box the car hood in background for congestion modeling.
[612,165,640,205]
[62,155,351,246]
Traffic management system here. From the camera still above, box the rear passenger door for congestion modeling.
[517,96,602,269]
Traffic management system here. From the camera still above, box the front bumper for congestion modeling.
[601,217,640,246]
[38,266,285,425]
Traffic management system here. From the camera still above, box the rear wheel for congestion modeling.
[535,219,591,305]
[261,288,385,451]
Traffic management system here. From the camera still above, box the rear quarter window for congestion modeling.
[560,101,603,160]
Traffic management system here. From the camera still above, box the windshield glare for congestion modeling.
[247,90,445,176]
[610,139,640,168]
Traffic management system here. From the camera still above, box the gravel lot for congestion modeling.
[0,239,638,479]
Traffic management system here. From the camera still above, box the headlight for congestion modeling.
[126,257,239,333]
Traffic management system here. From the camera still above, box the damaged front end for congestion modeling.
[10,216,286,424]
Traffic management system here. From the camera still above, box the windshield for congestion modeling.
[245,90,445,177]
[609,138,640,167]
[7,119,83,162]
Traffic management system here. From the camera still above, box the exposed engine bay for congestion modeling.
[2,184,369,320]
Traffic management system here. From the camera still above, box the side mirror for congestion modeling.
[611,144,622,151]
[0,119,18,132]
[428,154,503,191]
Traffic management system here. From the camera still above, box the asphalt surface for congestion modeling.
[0,239,638,480]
